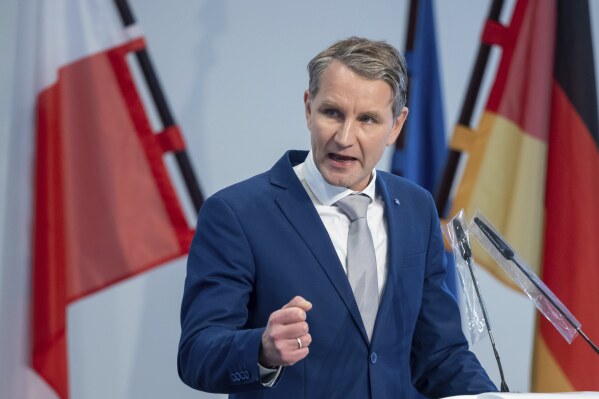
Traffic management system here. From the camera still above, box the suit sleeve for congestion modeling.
[410,193,498,397]
[177,194,271,393]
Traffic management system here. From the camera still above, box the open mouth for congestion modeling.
[329,153,357,162]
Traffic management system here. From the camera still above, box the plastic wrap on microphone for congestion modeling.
[441,209,488,344]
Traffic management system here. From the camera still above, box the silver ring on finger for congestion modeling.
[296,337,303,349]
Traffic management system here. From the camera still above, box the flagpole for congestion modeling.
[395,0,419,153]
[435,0,504,217]
[113,0,204,213]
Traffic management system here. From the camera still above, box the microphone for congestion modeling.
[452,219,509,392]
[472,217,514,260]
[453,218,472,260]
[473,217,599,355]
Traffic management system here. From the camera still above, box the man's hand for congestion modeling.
[259,296,313,367]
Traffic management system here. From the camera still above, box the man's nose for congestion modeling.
[334,120,356,146]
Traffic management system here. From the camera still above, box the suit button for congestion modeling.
[370,352,377,364]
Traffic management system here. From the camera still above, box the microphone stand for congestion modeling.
[453,219,510,392]
[473,217,599,355]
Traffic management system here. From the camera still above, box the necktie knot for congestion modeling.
[336,194,370,221]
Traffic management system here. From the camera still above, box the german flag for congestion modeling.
[448,0,599,390]
[533,0,599,391]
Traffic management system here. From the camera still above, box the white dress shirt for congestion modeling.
[293,151,389,295]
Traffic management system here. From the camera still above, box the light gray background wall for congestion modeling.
[1,1,599,398]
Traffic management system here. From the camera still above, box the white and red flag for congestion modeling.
[0,1,194,398]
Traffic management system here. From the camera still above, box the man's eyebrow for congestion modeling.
[317,100,340,109]
[316,99,385,119]
[360,110,383,119]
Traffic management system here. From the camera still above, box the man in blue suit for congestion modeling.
[178,37,497,398]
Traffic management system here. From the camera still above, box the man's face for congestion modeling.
[304,61,408,191]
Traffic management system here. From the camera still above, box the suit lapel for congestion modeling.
[376,175,408,278]
[373,175,408,341]
[270,151,368,344]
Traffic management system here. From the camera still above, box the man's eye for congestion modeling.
[359,115,376,124]
[323,109,340,118]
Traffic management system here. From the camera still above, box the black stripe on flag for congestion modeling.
[555,0,599,148]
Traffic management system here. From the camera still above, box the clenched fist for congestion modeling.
[259,296,313,367]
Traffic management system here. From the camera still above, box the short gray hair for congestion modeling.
[307,37,408,119]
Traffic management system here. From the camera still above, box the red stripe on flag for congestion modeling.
[33,80,69,399]
[542,81,599,389]
[32,38,194,398]
[486,0,556,143]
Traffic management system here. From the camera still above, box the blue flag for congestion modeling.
[392,0,447,191]
[392,0,456,295]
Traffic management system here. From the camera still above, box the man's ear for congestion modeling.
[304,90,311,115]
[387,107,409,145]
[304,90,312,128]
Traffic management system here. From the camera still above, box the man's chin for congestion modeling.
[316,163,367,190]
[322,173,359,190]
[319,170,345,186]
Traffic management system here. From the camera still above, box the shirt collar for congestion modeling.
[303,150,377,206]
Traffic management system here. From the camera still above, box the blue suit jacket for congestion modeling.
[178,151,496,398]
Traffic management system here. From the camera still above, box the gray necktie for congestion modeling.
[336,194,379,340]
